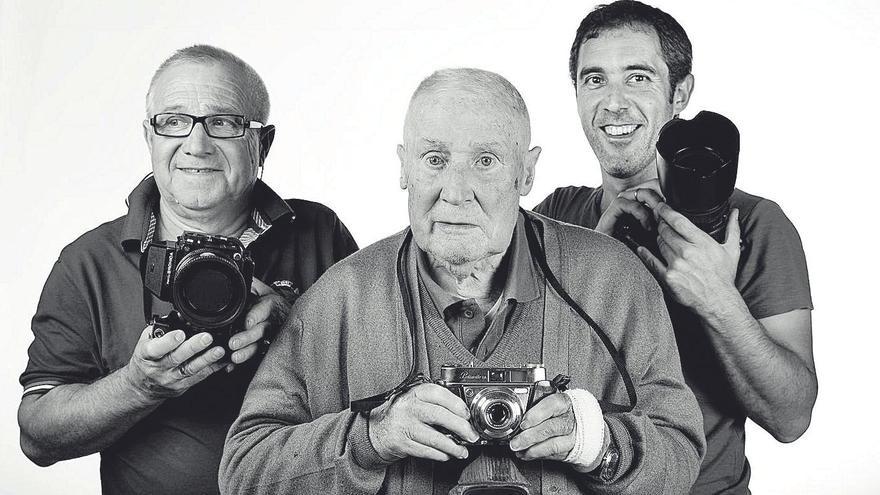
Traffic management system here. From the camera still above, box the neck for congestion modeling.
[598,160,658,211]
[426,251,506,310]
[158,196,250,241]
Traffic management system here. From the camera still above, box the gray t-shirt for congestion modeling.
[535,186,813,494]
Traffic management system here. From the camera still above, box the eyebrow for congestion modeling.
[417,138,449,151]
[624,64,658,74]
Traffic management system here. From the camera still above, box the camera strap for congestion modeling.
[351,230,425,414]
[522,209,637,414]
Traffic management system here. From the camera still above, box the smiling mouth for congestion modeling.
[601,124,640,137]
[177,167,221,173]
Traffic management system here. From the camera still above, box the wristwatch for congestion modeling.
[591,436,620,483]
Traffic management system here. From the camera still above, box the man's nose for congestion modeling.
[602,82,630,114]
[439,165,476,206]
[182,121,214,156]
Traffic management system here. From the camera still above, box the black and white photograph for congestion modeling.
[1,0,877,493]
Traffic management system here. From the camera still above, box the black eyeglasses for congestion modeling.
[149,113,265,139]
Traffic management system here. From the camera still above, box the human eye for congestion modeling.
[475,154,498,169]
[582,74,605,89]
[628,73,652,85]
[422,152,446,168]
[162,114,187,128]
[209,115,240,127]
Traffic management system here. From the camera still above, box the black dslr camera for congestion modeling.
[141,232,255,349]
[437,364,567,445]
[615,110,740,253]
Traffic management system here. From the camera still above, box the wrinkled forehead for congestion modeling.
[403,88,530,152]
[148,61,249,115]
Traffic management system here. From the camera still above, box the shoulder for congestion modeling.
[541,213,638,269]
[293,230,403,306]
[285,198,345,228]
[534,185,596,213]
[56,215,127,267]
[731,188,799,233]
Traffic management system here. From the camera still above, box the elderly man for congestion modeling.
[221,68,703,494]
[535,2,817,493]
[18,45,357,494]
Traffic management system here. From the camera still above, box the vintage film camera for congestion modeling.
[141,232,255,349]
[437,364,567,445]
[615,110,740,253]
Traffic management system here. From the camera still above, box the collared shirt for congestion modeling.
[22,176,358,495]
[416,212,540,362]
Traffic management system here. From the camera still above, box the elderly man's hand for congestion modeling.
[509,393,576,462]
[368,383,480,463]
[594,180,664,236]
[637,203,742,316]
[226,278,290,366]
[125,326,227,401]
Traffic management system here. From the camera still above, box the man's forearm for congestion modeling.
[700,296,817,442]
[18,366,161,465]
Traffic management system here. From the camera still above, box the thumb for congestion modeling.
[723,208,741,248]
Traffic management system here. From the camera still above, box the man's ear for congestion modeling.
[258,125,276,167]
[397,144,408,190]
[142,120,152,148]
[517,145,542,196]
[672,74,694,116]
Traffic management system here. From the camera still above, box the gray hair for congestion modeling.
[405,68,531,146]
[145,44,270,122]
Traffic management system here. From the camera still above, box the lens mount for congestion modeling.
[171,249,248,329]
[470,387,523,440]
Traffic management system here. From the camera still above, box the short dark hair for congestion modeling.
[569,0,692,94]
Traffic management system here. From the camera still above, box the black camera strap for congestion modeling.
[351,230,425,414]
[351,213,638,415]
[522,210,637,414]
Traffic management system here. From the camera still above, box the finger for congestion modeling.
[519,394,570,430]
[635,178,663,197]
[244,296,274,328]
[250,277,276,297]
[230,321,268,350]
[723,208,741,248]
[517,434,575,462]
[656,217,689,254]
[140,327,186,360]
[511,415,573,452]
[178,345,226,378]
[621,186,664,209]
[596,198,652,234]
[654,203,704,242]
[416,403,480,444]
[637,245,668,280]
[165,332,215,368]
[407,423,469,460]
[182,360,226,387]
[230,342,259,364]
[411,384,470,419]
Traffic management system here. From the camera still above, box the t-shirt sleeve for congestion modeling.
[20,257,104,396]
[736,198,813,319]
[533,188,563,218]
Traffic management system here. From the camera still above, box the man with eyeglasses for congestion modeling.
[18,45,358,494]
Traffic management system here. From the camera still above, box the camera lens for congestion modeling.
[173,250,248,328]
[471,388,523,440]
[486,402,511,427]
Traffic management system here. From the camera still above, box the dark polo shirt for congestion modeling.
[21,176,358,495]
[535,185,813,495]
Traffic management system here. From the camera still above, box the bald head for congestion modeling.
[403,68,532,152]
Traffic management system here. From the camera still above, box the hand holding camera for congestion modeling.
[508,393,576,462]
[124,325,227,402]
[367,383,480,463]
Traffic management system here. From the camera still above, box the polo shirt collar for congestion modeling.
[415,211,541,314]
[120,176,295,251]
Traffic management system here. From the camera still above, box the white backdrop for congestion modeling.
[1,1,878,493]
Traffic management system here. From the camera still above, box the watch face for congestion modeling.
[599,443,620,483]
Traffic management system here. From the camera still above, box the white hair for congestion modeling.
[145,44,270,122]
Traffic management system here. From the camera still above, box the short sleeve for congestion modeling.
[736,199,813,319]
[20,258,104,395]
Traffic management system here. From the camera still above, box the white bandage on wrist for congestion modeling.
[562,388,606,471]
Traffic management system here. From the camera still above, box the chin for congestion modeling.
[427,240,488,267]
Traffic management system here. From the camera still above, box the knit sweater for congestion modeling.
[220,212,705,494]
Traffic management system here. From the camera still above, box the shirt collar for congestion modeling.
[415,211,541,315]
[120,176,294,251]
